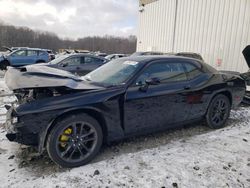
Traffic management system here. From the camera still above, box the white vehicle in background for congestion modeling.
[105,54,127,60]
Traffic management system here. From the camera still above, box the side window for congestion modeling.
[12,50,26,56]
[85,57,103,64]
[62,57,81,66]
[184,63,202,80]
[27,50,37,56]
[39,51,47,56]
[135,62,187,86]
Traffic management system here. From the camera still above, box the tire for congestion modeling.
[46,113,103,168]
[36,60,46,64]
[206,94,231,129]
[0,60,10,70]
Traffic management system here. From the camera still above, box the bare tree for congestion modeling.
[0,23,137,54]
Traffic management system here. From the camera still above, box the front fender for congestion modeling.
[37,100,125,153]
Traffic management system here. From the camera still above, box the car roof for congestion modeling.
[12,47,47,51]
[119,55,205,69]
[61,53,106,60]
[123,55,200,62]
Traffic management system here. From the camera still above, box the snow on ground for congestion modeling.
[0,71,4,78]
[0,77,250,188]
[0,76,15,123]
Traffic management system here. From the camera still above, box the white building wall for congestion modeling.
[137,0,250,72]
[137,0,176,52]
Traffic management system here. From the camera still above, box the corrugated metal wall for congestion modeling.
[137,0,176,52]
[137,0,250,72]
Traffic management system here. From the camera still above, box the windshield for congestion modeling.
[49,55,69,64]
[83,59,143,86]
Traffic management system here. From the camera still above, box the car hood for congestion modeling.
[4,65,103,91]
[243,45,250,68]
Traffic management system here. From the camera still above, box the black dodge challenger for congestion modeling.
[4,55,246,167]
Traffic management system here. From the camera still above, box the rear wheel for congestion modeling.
[46,114,103,168]
[206,94,231,129]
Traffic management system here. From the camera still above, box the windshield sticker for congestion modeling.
[123,61,139,66]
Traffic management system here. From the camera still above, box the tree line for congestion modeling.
[0,23,137,54]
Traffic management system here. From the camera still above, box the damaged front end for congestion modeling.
[5,104,39,146]
[4,65,102,103]
[4,65,104,149]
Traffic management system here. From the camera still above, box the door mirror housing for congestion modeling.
[60,62,68,67]
[145,77,161,85]
[139,77,160,92]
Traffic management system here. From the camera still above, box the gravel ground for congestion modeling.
[0,77,250,188]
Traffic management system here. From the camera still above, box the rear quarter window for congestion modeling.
[184,63,203,80]
[27,50,38,56]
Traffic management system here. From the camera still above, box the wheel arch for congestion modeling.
[0,59,11,70]
[41,108,108,152]
[36,59,46,63]
[215,90,232,105]
[206,89,232,112]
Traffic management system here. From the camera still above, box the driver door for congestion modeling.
[59,56,82,75]
[78,56,105,76]
[124,60,191,135]
[9,50,27,66]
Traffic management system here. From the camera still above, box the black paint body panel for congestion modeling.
[5,56,246,152]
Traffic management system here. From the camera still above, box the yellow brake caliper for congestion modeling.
[60,128,72,147]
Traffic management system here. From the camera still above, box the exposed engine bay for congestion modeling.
[13,87,74,104]
[4,65,103,104]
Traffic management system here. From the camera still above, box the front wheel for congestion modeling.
[46,114,103,168]
[206,94,231,129]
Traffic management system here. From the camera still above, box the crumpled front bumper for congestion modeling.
[5,106,19,141]
[5,106,38,146]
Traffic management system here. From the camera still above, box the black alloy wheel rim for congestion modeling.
[211,98,228,125]
[56,121,97,163]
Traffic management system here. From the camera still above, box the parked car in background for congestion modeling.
[105,54,127,60]
[4,55,246,167]
[2,46,29,52]
[95,52,107,57]
[219,45,250,104]
[45,49,55,60]
[240,45,250,104]
[130,51,165,56]
[0,48,49,70]
[34,53,108,76]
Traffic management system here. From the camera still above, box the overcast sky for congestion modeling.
[0,0,138,39]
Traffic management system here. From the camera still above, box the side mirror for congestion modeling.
[139,77,160,92]
[60,62,68,67]
[145,77,161,85]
